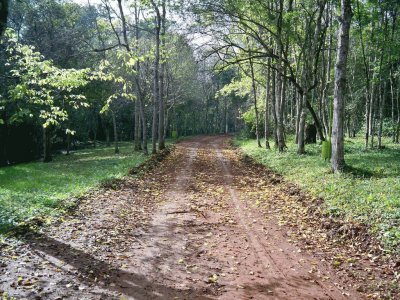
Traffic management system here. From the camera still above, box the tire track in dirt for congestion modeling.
[213,140,347,299]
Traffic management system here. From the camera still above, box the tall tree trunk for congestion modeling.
[390,71,396,142]
[279,73,288,147]
[111,110,119,154]
[66,132,71,155]
[297,93,308,154]
[331,0,352,173]
[265,66,271,149]
[134,99,141,151]
[43,126,52,162]
[139,97,148,155]
[158,0,166,150]
[378,82,385,148]
[151,1,161,154]
[295,89,301,144]
[275,69,286,151]
[224,97,228,133]
[133,0,144,152]
[396,80,400,143]
[322,16,333,138]
[152,97,158,154]
[249,56,261,148]
[356,0,372,150]
[275,1,286,152]
[272,68,278,148]
[370,79,376,148]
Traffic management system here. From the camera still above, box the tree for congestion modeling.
[331,0,352,172]
[3,30,90,162]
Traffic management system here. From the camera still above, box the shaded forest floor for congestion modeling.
[0,136,398,299]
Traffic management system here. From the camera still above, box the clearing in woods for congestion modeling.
[1,136,376,299]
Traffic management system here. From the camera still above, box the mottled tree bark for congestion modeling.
[331,0,352,172]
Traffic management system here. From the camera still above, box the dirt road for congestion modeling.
[0,136,363,299]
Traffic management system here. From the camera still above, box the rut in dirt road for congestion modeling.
[0,136,362,300]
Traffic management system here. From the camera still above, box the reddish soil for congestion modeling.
[0,136,372,299]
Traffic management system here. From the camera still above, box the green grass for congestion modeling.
[235,136,400,250]
[0,142,149,233]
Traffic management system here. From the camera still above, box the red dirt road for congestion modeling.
[0,136,364,299]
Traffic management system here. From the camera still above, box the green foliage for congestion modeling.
[235,136,400,251]
[0,142,147,233]
[242,108,263,138]
[217,77,251,98]
[2,29,90,129]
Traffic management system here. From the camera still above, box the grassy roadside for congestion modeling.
[0,141,173,234]
[234,136,400,251]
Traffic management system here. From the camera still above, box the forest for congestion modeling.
[0,0,400,299]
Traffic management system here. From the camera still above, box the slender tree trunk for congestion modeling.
[224,97,228,133]
[331,0,352,173]
[139,97,148,155]
[133,0,144,152]
[295,90,301,144]
[396,80,400,143]
[111,110,119,154]
[152,24,160,153]
[275,69,286,151]
[356,0,372,149]
[272,68,278,148]
[370,79,376,148]
[138,110,142,149]
[365,88,371,149]
[265,66,271,149]
[158,0,166,150]
[378,82,385,148]
[297,95,307,155]
[134,98,141,151]
[291,85,296,129]
[43,126,52,162]
[278,73,287,149]
[66,132,71,155]
[322,21,333,138]
[151,1,161,154]
[390,71,396,142]
[249,56,261,148]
